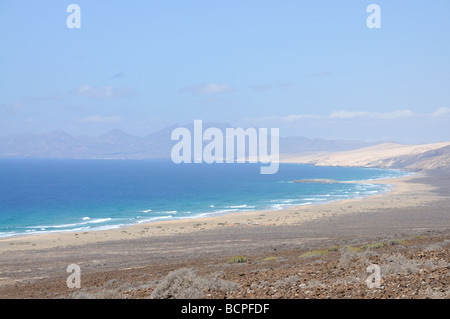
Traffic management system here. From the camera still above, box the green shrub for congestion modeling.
[227,256,248,264]
[300,250,329,258]
[388,239,408,246]
[262,256,277,261]
[345,246,364,252]
[363,242,384,250]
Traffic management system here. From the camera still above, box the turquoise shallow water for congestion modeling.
[0,159,410,238]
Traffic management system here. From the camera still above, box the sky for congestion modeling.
[0,0,449,143]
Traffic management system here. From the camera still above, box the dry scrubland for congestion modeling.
[31,231,449,299]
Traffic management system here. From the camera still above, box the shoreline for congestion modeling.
[0,165,409,242]
[0,172,403,239]
[0,169,438,253]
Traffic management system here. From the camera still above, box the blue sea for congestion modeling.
[0,159,410,238]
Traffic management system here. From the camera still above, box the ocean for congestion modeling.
[0,159,410,238]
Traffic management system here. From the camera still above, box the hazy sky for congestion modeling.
[1,0,449,143]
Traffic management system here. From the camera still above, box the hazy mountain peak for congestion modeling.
[100,128,131,137]
[0,124,400,159]
[98,129,139,145]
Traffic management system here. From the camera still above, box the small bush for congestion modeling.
[363,242,384,250]
[344,246,364,252]
[388,239,408,246]
[262,256,277,261]
[423,243,444,252]
[300,250,329,258]
[227,256,248,264]
[327,245,340,252]
[274,275,299,287]
[150,268,240,299]
[380,254,420,275]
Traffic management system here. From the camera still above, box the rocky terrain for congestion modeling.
[1,230,448,299]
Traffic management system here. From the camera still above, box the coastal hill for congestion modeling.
[281,142,450,171]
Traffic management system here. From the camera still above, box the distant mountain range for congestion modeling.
[0,123,382,159]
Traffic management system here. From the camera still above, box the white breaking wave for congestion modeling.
[0,231,17,238]
[137,215,173,223]
[24,217,113,230]
[17,223,126,237]
[156,210,177,215]
[225,204,256,209]
[212,208,239,214]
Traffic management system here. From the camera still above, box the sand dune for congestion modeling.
[281,142,450,171]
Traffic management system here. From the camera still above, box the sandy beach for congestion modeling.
[0,172,438,252]
[0,169,449,298]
